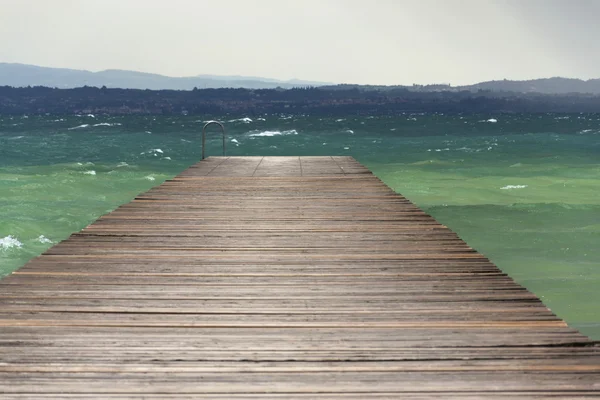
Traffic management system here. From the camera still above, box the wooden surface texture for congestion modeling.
[1,156,598,398]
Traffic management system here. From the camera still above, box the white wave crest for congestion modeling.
[487,118,498,123]
[68,124,90,130]
[228,117,253,123]
[0,235,23,250]
[116,162,129,168]
[140,149,164,156]
[38,235,53,244]
[86,114,96,118]
[231,139,240,143]
[500,185,528,190]
[345,129,354,134]
[83,170,96,175]
[145,175,156,181]
[248,129,298,137]
[93,122,122,127]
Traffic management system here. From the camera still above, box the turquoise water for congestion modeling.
[1,113,599,338]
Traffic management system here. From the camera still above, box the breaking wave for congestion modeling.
[500,185,528,190]
[248,129,298,137]
[68,124,90,130]
[0,236,23,250]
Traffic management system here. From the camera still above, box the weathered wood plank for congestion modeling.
[0,156,598,398]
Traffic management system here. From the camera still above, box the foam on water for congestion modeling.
[83,170,96,175]
[141,149,164,156]
[68,124,90,130]
[248,129,298,137]
[0,236,23,250]
[500,185,528,190]
[38,235,53,244]
[93,122,123,127]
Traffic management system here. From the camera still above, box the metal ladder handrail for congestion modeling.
[202,121,226,160]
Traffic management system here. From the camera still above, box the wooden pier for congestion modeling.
[1,156,598,398]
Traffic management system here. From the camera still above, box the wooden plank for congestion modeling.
[0,156,598,398]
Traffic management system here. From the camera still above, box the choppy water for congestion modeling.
[1,113,599,338]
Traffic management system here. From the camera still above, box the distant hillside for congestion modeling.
[323,78,600,95]
[0,63,330,90]
[2,63,599,94]
[461,78,600,94]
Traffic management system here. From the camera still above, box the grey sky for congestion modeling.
[0,0,598,85]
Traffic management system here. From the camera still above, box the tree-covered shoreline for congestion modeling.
[2,85,600,116]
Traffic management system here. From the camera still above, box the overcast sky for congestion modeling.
[0,0,598,85]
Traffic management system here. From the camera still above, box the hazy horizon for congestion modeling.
[1,0,599,85]
[4,61,600,87]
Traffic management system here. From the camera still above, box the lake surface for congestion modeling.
[1,113,599,338]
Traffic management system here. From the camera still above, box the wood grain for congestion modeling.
[1,156,598,398]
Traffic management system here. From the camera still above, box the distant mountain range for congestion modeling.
[0,63,331,90]
[1,63,600,94]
